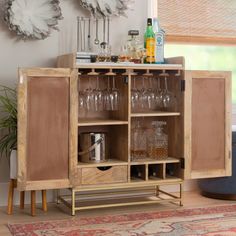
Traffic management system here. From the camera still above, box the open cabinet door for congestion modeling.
[17,68,77,191]
[185,70,232,179]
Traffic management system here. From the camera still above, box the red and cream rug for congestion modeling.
[8,204,236,236]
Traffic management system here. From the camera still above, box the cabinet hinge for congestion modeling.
[180,158,185,169]
[181,80,185,92]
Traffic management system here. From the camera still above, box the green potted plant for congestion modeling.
[0,86,17,179]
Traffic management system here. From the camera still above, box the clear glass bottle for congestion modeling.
[131,120,147,160]
[127,30,142,64]
[147,121,168,159]
[153,18,165,64]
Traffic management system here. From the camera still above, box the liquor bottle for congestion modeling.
[147,121,168,159]
[144,18,155,64]
[153,18,165,64]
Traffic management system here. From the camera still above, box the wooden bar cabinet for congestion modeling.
[17,54,232,215]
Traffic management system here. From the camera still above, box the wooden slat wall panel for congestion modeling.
[158,0,236,44]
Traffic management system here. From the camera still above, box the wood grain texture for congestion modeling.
[69,69,80,188]
[192,77,225,171]
[57,54,76,68]
[81,166,128,185]
[27,76,69,181]
[18,68,73,191]
[31,191,36,216]
[17,70,28,190]
[185,71,232,179]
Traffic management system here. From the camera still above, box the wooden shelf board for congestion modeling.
[78,119,128,126]
[131,157,181,165]
[131,112,181,117]
[148,176,162,181]
[78,159,128,168]
[76,62,183,71]
[130,177,146,182]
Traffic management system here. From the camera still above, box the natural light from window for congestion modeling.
[165,44,236,103]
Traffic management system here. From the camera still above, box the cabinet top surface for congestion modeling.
[75,62,184,70]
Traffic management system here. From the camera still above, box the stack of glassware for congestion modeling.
[79,76,120,115]
[131,74,177,112]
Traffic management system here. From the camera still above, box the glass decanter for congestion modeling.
[147,121,168,159]
[131,120,147,160]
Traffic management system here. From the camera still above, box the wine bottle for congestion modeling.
[144,18,155,64]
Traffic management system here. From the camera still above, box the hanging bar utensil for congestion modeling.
[83,18,86,51]
[107,17,110,45]
[100,17,107,49]
[88,18,91,51]
[94,18,100,45]
[77,17,81,52]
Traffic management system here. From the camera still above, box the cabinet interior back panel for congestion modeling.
[192,77,225,171]
[27,77,69,181]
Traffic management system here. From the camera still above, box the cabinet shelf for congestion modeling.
[130,177,182,184]
[131,157,181,165]
[78,159,128,168]
[78,119,128,126]
[131,112,181,117]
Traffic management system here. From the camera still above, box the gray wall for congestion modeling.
[0,0,147,183]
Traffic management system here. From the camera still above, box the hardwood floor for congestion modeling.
[0,191,235,235]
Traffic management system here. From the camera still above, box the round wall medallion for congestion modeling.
[4,0,63,40]
[79,0,134,17]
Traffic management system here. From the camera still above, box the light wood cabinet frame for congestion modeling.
[17,68,77,191]
[184,70,232,179]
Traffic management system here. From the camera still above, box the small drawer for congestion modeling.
[81,165,128,185]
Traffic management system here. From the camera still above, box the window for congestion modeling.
[165,44,236,125]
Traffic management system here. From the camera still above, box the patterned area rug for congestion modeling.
[8,205,236,236]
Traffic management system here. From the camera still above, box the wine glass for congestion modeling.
[84,77,95,111]
[155,77,163,110]
[147,77,156,110]
[110,76,120,111]
[162,75,176,110]
[140,77,148,111]
[93,76,103,111]
[103,76,112,111]
[131,77,140,112]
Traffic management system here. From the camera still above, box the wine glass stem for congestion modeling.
[165,77,168,91]
[96,76,99,90]
[112,76,115,90]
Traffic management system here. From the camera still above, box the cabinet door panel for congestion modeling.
[18,68,75,191]
[185,71,231,179]
[27,77,69,181]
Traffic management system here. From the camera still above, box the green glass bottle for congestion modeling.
[144,18,155,64]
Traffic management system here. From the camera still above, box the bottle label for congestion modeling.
[155,32,164,63]
[146,38,155,63]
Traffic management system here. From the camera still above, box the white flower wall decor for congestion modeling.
[80,0,134,17]
[4,0,63,40]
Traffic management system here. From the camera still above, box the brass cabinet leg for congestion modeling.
[156,186,159,197]
[42,190,47,212]
[7,179,15,215]
[31,191,36,216]
[56,189,60,204]
[72,189,75,216]
[20,191,25,209]
[179,183,183,206]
